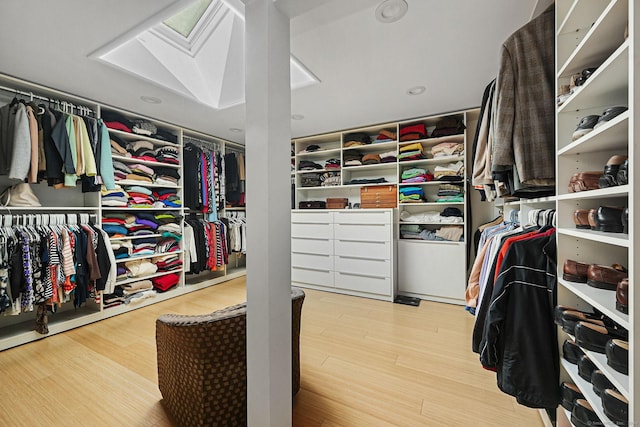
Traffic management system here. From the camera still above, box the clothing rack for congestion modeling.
[0,212,96,227]
[184,136,222,152]
[0,84,95,117]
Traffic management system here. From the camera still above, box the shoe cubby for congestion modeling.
[555,0,634,424]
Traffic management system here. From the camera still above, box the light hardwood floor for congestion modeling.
[0,278,543,426]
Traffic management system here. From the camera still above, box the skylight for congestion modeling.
[163,0,213,38]
[95,0,318,110]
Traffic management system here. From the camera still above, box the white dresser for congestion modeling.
[291,209,396,301]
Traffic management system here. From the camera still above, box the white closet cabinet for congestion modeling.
[291,209,396,301]
[556,1,635,424]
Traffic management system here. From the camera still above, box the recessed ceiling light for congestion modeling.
[229,127,243,133]
[375,0,408,23]
[406,86,426,96]
[140,95,162,104]
[291,114,305,120]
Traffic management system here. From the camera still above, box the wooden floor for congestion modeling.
[0,278,543,426]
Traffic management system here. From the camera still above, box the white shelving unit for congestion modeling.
[0,73,246,351]
[555,1,634,424]
[290,109,480,303]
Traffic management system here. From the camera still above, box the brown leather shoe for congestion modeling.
[587,208,597,229]
[568,171,602,192]
[574,209,591,229]
[616,278,628,314]
[587,264,628,291]
[563,259,589,282]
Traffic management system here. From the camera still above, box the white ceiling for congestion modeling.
[0,0,543,143]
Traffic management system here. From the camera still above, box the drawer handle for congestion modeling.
[292,237,330,242]
[337,239,385,244]
[293,267,331,273]
[338,256,385,262]
[292,252,330,257]
[338,272,386,280]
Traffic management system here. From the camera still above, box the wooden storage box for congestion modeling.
[360,185,397,208]
[326,197,349,209]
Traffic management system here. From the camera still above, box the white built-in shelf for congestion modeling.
[399,221,464,226]
[398,133,464,147]
[559,278,629,330]
[557,0,608,37]
[114,180,181,189]
[108,129,181,148]
[398,180,463,186]
[343,181,395,187]
[0,206,96,211]
[296,147,342,158]
[116,269,183,286]
[503,196,556,207]
[558,0,628,77]
[561,359,610,425]
[109,234,162,241]
[558,110,628,155]
[342,162,398,171]
[111,155,181,170]
[224,207,246,211]
[558,185,628,201]
[558,41,629,113]
[399,202,464,207]
[343,141,398,151]
[101,207,182,211]
[398,239,464,245]
[558,228,629,247]
[296,168,339,174]
[114,250,183,264]
[398,155,465,167]
[585,349,629,400]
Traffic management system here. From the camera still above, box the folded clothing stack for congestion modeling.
[159,222,182,240]
[343,132,371,147]
[437,184,464,203]
[156,237,180,253]
[126,185,154,208]
[298,160,323,171]
[154,166,180,186]
[155,211,181,225]
[398,142,425,161]
[132,238,157,256]
[399,186,425,203]
[125,259,157,277]
[111,135,130,157]
[325,158,341,169]
[399,207,463,224]
[130,119,157,136]
[399,124,427,141]
[431,116,465,138]
[400,224,463,241]
[153,188,181,208]
[362,154,381,165]
[128,140,156,162]
[320,172,341,187]
[111,240,132,259]
[375,130,396,143]
[379,150,397,163]
[102,186,129,207]
[153,254,183,272]
[343,149,363,166]
[126,163,154,183]
[102,111,177,143]
[434,161,464,181]
[156,146,179,164]
[112,162,132,182]
[103,287,126,308]
[431,142,464,158]
[123,212,159,237]
[152,272,180,292]
[120,279,153,296]
[301,173,322,187]
[401,168,433,183]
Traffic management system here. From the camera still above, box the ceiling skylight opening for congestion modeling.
[164,0,213,38]
[93,0,319,110]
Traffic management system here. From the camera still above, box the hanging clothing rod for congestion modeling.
[0,84,95,115]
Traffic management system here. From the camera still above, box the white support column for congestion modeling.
[244,0,292,426]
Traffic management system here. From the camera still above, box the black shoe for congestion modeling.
[591,370,615,397]
[621,208,628,234]
[602,389,629,426]
[606,339,629,375]
[563,339,585,364]
[598,155,627,188]
[575,322,627,353]
[594,206,625,233]
[578,354,597,382]
[571,399,602,427]
[572,115,600,141]
[617,160,628,186]
[594,106,628,129]
[561,382,584,411]
[556,308,611,334]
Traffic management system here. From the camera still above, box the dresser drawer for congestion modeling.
[291,211,332,224]
[334,271,391,296]
[291,222,333,239]
[291,266,334,287]
[333,210,391,225]
[334,223,390,242]
[291,237,332,255]
[292,252,332,271]
[334,239,391,260]
[334,256,390,277]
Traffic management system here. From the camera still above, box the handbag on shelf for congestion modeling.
[0,183,42,207]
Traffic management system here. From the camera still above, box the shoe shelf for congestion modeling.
[559,278,629,330]
[557,185,629,201]
[557,228,629,247]
[561,358,611,425]
[586,349,630,400]
[557,0,609,38]
[558,41,629,115]
[558,0,628,77]
[558,110,628,155]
